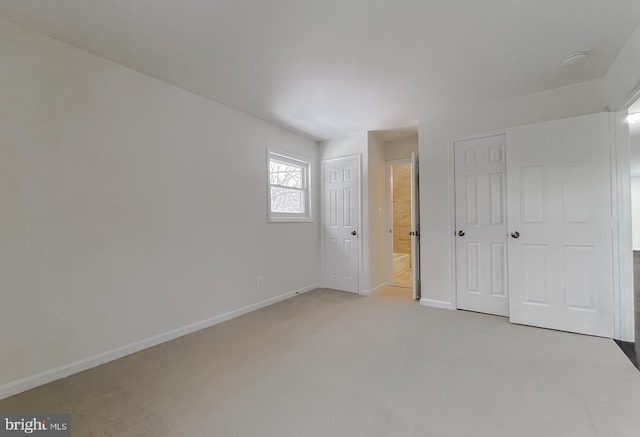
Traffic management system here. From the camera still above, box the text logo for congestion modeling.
[0,415,70,436]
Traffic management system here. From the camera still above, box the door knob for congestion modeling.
[511,231,520,239]
[457,230,465,236]
[351,230,357,236]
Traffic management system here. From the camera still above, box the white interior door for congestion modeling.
[506,112,614,337]
[322,155,361,293]
[411,152,421,300]
[454,134,509,317]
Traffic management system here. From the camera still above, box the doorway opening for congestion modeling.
[387,159,413,288]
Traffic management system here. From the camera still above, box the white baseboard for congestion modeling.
[420,298,455,310]
[0,283,319,401]
[360,282,387,296]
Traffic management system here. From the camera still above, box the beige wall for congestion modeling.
[392,163,412,255]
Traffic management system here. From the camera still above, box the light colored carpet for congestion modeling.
[1,287,639,436]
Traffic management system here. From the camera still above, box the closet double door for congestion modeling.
[455,113,614,338]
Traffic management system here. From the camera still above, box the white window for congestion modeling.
[268,149,312,222]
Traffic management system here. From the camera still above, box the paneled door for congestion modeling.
[322,155,361,293]
[454,134,509,316]
[506,113,614,337]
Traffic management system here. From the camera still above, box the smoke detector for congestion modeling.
[562,52,588,67]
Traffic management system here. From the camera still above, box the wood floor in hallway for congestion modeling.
[392,267,412,288]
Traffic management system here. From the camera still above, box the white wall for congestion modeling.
[418,79,607,307]
[318,133,371,291]
[385,136,418,161]
[318,134,368,160]
[631,178,640,250]
[416,25,640,339]
[605,25,640,110]
[631,125,640,250]
[367,133,387,292]
[317,133,388,293]
[0,19,320,396]
[629,122,640,177]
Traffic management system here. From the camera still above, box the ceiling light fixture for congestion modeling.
[562,52,588,67]
[627,112,640,124]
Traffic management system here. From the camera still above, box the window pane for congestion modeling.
[271,187,305,213]
[270,160,303,188]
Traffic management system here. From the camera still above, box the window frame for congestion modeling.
[267,148,313,223]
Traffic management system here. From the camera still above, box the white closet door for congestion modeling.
[455,134,509,317]
[506,112,614,337]
[322,155,361,293]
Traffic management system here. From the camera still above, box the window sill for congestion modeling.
[268,216,314,223]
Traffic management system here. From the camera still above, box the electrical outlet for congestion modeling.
[257,275,264,286]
